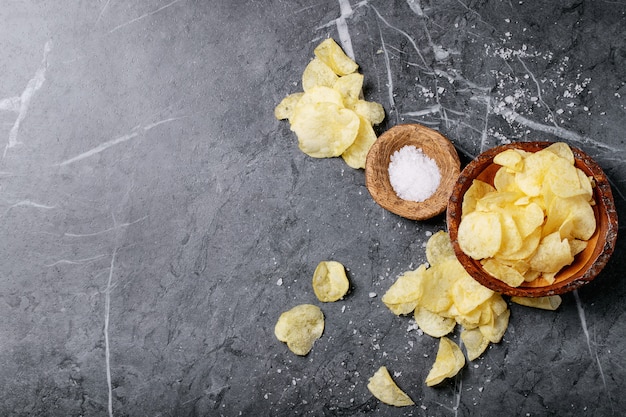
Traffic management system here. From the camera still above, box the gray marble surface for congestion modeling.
[1,1,625,416]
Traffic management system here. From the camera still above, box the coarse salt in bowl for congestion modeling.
[365,124,461,220]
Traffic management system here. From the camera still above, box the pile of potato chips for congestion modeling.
[274,38,385,169]
[458,142,596,286]
[382,231,509,385]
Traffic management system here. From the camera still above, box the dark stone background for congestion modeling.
[0,0,624,416]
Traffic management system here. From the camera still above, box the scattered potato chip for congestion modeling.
[341,116,377,169]
[291,102,360,158]
[332,73,363,108]
[367,366,415,407]
[274,92,304,122]
[314,38,359,76]
[352,100,385,125]
[382,265,426,315]
[461,328,489,361]
[274,304,324,356]
[312,260,350,302]
[302,58,338,91]
[426,230,457,266]
[425,337,465,386]
[511,295,562,310]
[414,306,456,338]
[457,142,597,286]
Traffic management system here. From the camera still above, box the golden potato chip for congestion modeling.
[529,231,574,273]
[514,149,559,197]
[312,261,349,302]
[450,273,495,314]
[461,328,489,361]
[512,202,544,238]
[479,308,509,343]
[332,73,363,108]
[425,337,465,386]
[274,304,324,356]
[493,167,518,193]
[419,260,460,314]
[457,211,502,259]
[302,57,338,91]
[274,92,304,121]
[493,148,525,172]
[497,213,524,258]
[544,141,574,164]
[341,116,377,169]
[511,295,562,310]
[414,306,456,338]
[481,258,525,287]
[314,38,359,76]
[462,179,495,216]
[367,366,415,407]
[290,102,360,158]
[382,264,426,315]
[294,86,344,108]
[351,100,385,125]
[569,239,588,256]
[425,230,457,266]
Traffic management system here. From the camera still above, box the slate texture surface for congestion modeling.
[1,1,625,416]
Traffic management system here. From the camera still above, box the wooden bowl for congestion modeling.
[365,124,461,220]
[446,142,618,297]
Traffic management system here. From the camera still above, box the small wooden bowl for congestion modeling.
[365,124,461,220]
[447,142,618,297]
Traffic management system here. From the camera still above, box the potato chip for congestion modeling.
[302,58,338,91]
[511,295,562,310]
[529,231,574,273]
[332,73,363,108]
[544,141,574,164]
[457,211,502,259]
[481,258,526,287]
[479,308,509,343]
[493,148,525,172]
[493,167,518,193]
[291,102,360,158]
[341,116,377,169]
[294,86,344,108]
[425,337,465,386]
[352,100,385,125]
[450,273,495,314]
[461,328,489,361]
[274,304,324,356]
[514,149,559,197]
[367,366,415,407]
[314,38,359,76]
[274,92,304,122]
[569,239,588,256]
[414,306,456,338]
[426,230,457,266]
[461,180,495,216]
[419,260,460,314]
[382,264,426,315]
[312,261,349,302]
[497,213,524,258]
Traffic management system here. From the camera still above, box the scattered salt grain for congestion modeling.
[388,145,441,202]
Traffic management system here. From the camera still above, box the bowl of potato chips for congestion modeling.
[447,142,618,297]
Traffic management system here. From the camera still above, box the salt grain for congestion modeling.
[388,145,441,202]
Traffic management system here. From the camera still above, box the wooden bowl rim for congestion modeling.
[365,124,461,220]
[446,141,619,297]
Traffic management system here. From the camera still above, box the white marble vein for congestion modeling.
[56,117,185,167]
[64,216,148,237]
[108,0,184,34]
[3,40,52,158]
[573,290,612,411]
[104,248,117,417]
